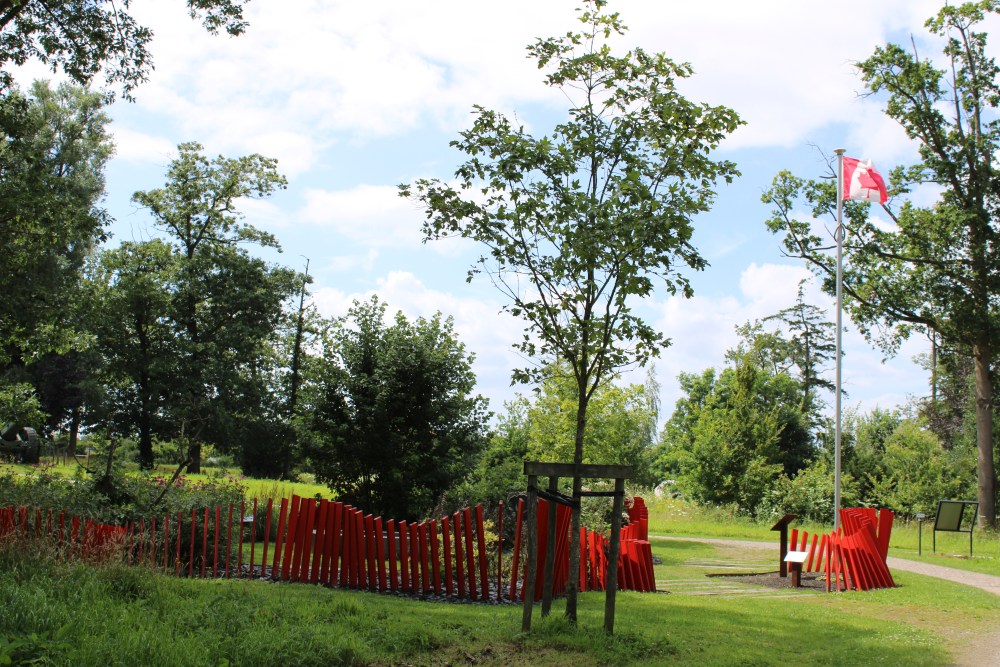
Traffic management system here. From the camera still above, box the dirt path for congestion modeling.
[653,535,1000,666]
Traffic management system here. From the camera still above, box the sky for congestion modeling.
[18,0,992,423]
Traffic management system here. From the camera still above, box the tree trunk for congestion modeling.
[187,440,202,474]
[565,391,588,623]
[972,345,997,527]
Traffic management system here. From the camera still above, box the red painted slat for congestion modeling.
[188,510,196,577]
[399,520,410,592]
[238,500,246,576]
[312,500,328,584]
[462,507,478,600]
[200,508,209,578]
[475,505,488,600]
[442,516,453,597]
[213,506,221,576]
[408,522,420,593]
[418,522,430,594]
[225,505,232,578]
[335,503,348,588]
[429,519,441,595]
[365,514,378,591]
[508,499,523,600]
[321,501,336,585]
[280,496,301,581]
[271,497,289,578]
[291,498,313,582]
[386,518,398,591]
[452,512,465,598]
[374,516,387,592]
[356,511,369,589]
[495,502,503,602]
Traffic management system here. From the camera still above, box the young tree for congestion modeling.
[763,1,1000,525]
[132,142,296,472]
[0,0,252,98]
[299,297,490,520]
[402,0,740,619]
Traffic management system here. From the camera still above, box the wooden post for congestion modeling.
[604,477,626,634]
[541,476,559,616]
[521,474,538,632]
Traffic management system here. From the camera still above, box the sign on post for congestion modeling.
[932,500,978,556]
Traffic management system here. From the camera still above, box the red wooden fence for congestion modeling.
[0,494,660,602]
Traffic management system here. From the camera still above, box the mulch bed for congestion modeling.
[708,570,829,591]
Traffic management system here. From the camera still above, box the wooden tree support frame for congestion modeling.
[520,461,633,635]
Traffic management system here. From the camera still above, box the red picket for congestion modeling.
[175,512,182,577]
[225,505,232,578]
[399,520,410,592]
[386,518,398,591]
[238,500,247,576]
[311,500,328,584]
[280,496,301,581]
[418,522,430,594]
[508,499,523,600]
[259,498,271,578]
[495,502,503,602]
[162,514,169,571]
[271,497,288,577]
[289,497,309,582]
[365,514,378,591]
[429,519,441,595]
[339,504,353,588]
[475,504,488,600]
[331,502,344,587]
[321,501,336,585]
[212,506,220,576]
[452,512,465,598]
[374,516,387,592]
[201,508,209,578]
[408,522,420,593]
[188,509,195,577]
[442,516,454,597]
[355,510,368,589]
[463,507,476,600]
[578,527,587,592]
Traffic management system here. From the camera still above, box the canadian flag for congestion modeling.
[842,157,888,204]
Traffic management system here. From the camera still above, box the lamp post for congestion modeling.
[915,512,926,556]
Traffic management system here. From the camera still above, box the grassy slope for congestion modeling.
[2,531,997,666]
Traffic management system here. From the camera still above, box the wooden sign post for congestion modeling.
[519,462,633,635]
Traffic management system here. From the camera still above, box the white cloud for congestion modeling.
[109,128,176,163]
[300,184,424,247]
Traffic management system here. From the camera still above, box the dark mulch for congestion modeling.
[708,570,829,591]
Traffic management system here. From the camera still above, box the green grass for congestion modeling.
[3,532,994,666]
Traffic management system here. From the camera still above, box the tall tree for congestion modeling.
[299,296,490,520]
[132,142,295,472]
[89,240,178,469]
[402,0,740,620]
[763,0,1000,526]
[0,80,112,370]
[0,0,252,98]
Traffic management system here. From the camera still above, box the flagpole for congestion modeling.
[834,148,845,533]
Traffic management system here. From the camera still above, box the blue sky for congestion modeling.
[18,0,991,421]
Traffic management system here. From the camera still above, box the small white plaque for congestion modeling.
[784,550,808,564]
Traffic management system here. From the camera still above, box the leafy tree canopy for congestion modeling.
[0,0,252,99]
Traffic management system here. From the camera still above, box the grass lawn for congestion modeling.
[3,532,997,666]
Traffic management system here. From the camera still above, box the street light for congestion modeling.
[915,512,926,556]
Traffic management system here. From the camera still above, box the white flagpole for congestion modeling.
[834,148,845,532]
